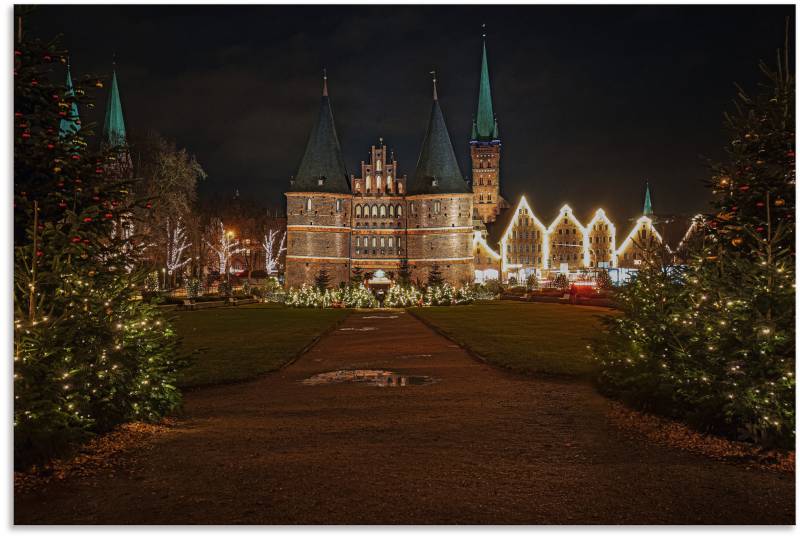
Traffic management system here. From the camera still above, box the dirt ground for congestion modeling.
[15,311,795,524]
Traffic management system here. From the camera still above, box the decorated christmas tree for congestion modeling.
[593,37,795,447]
[14,23,183,467]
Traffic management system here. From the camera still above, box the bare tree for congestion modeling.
[165,217,192,286]
[262,228,286,276]
[205,218,244,280]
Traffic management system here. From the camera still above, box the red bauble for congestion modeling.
[104,213,113,219]
[47,144,54,150]
[756,226,765,232]
[21,132,30,139]
[83,217,93,223]
[71,236,81,243]
[71,155,80,160]
[58,202,67,208]
[30,79,38,86]
[36,250,43,257]
[739,185,750,191]
[756,202,765,207]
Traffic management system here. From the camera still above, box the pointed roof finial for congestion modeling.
[322,68,328,97]
[430,69,438,100]
[643,181,654,216]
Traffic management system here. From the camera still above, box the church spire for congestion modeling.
[103,64,127,147]
[643,182,654,216]
[408,73,469,195]
[290,71,350,193]
[474,27,496,141]
[59,59,80,138]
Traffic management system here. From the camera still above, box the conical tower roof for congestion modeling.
[408,75,469,195]
[473,34,497,141]
[289,73,350,193]
[103,68,127,147]
[643,182,653,216]
[59,62,80,138]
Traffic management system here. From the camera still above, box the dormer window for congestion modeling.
[431,177,439,187]
[317,176,326,186]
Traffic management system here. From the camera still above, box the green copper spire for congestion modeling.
[643,182,653,216]
[474,31,496,141]
[103,67,127,147]
[59,61,80,138]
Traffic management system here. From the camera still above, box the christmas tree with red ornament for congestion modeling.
[13,17,184,468]
[593,34,794,448]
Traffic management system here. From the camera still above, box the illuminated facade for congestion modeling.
[285,75,474,288]
[472,183,665,282]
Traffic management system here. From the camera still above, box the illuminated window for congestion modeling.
[366,175,372,191]
[355,205,362,217]
[306,198,312,211]
[371,205,378,218]
[372,237,377,247]
[388,237,394,248]
[389,205,395,217]
[336,199,342,213]
[377,175,382,190]
[398,182,403,194]
[397,205,402,216]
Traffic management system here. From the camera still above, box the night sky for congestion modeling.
[28,5,794,224]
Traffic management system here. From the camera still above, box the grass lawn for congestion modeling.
[410,300,616,376]
[170,304,349,387]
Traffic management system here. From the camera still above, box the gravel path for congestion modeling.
[15,311,794,524]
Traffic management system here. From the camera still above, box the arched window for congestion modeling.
[398,182,403,194]
[397,237,402,248]
[371,236,377,247]
[355,204,362,218]
[380,205,387,217]
[397,205,402,216]
[387,175,393,192]
[410,202,416,214]
[306,198,312,211]
[366,175,372,191]
[376,159,382,171]
[389,204,395,217]
[371,205,378,218]
[388,237,394,248]
[380,237,385,248]
[336,199,342,213]
[376,175,382,190]
[356,236,361,247]
[434,201,441,214]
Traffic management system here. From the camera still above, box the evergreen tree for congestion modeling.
[594,37,795,447]
[314,268,331,290]
[551,273,569,291]
[526,272,539,290]
[14,24,184,467]
[350,266,363,286]
[596,269,614,290]
[427,264,444,287]
[397,258,412,286]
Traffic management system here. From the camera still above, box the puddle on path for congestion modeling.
[338,327,377,332]
[301,369,436,387]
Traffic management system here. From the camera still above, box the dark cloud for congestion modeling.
[27,4,794,222]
